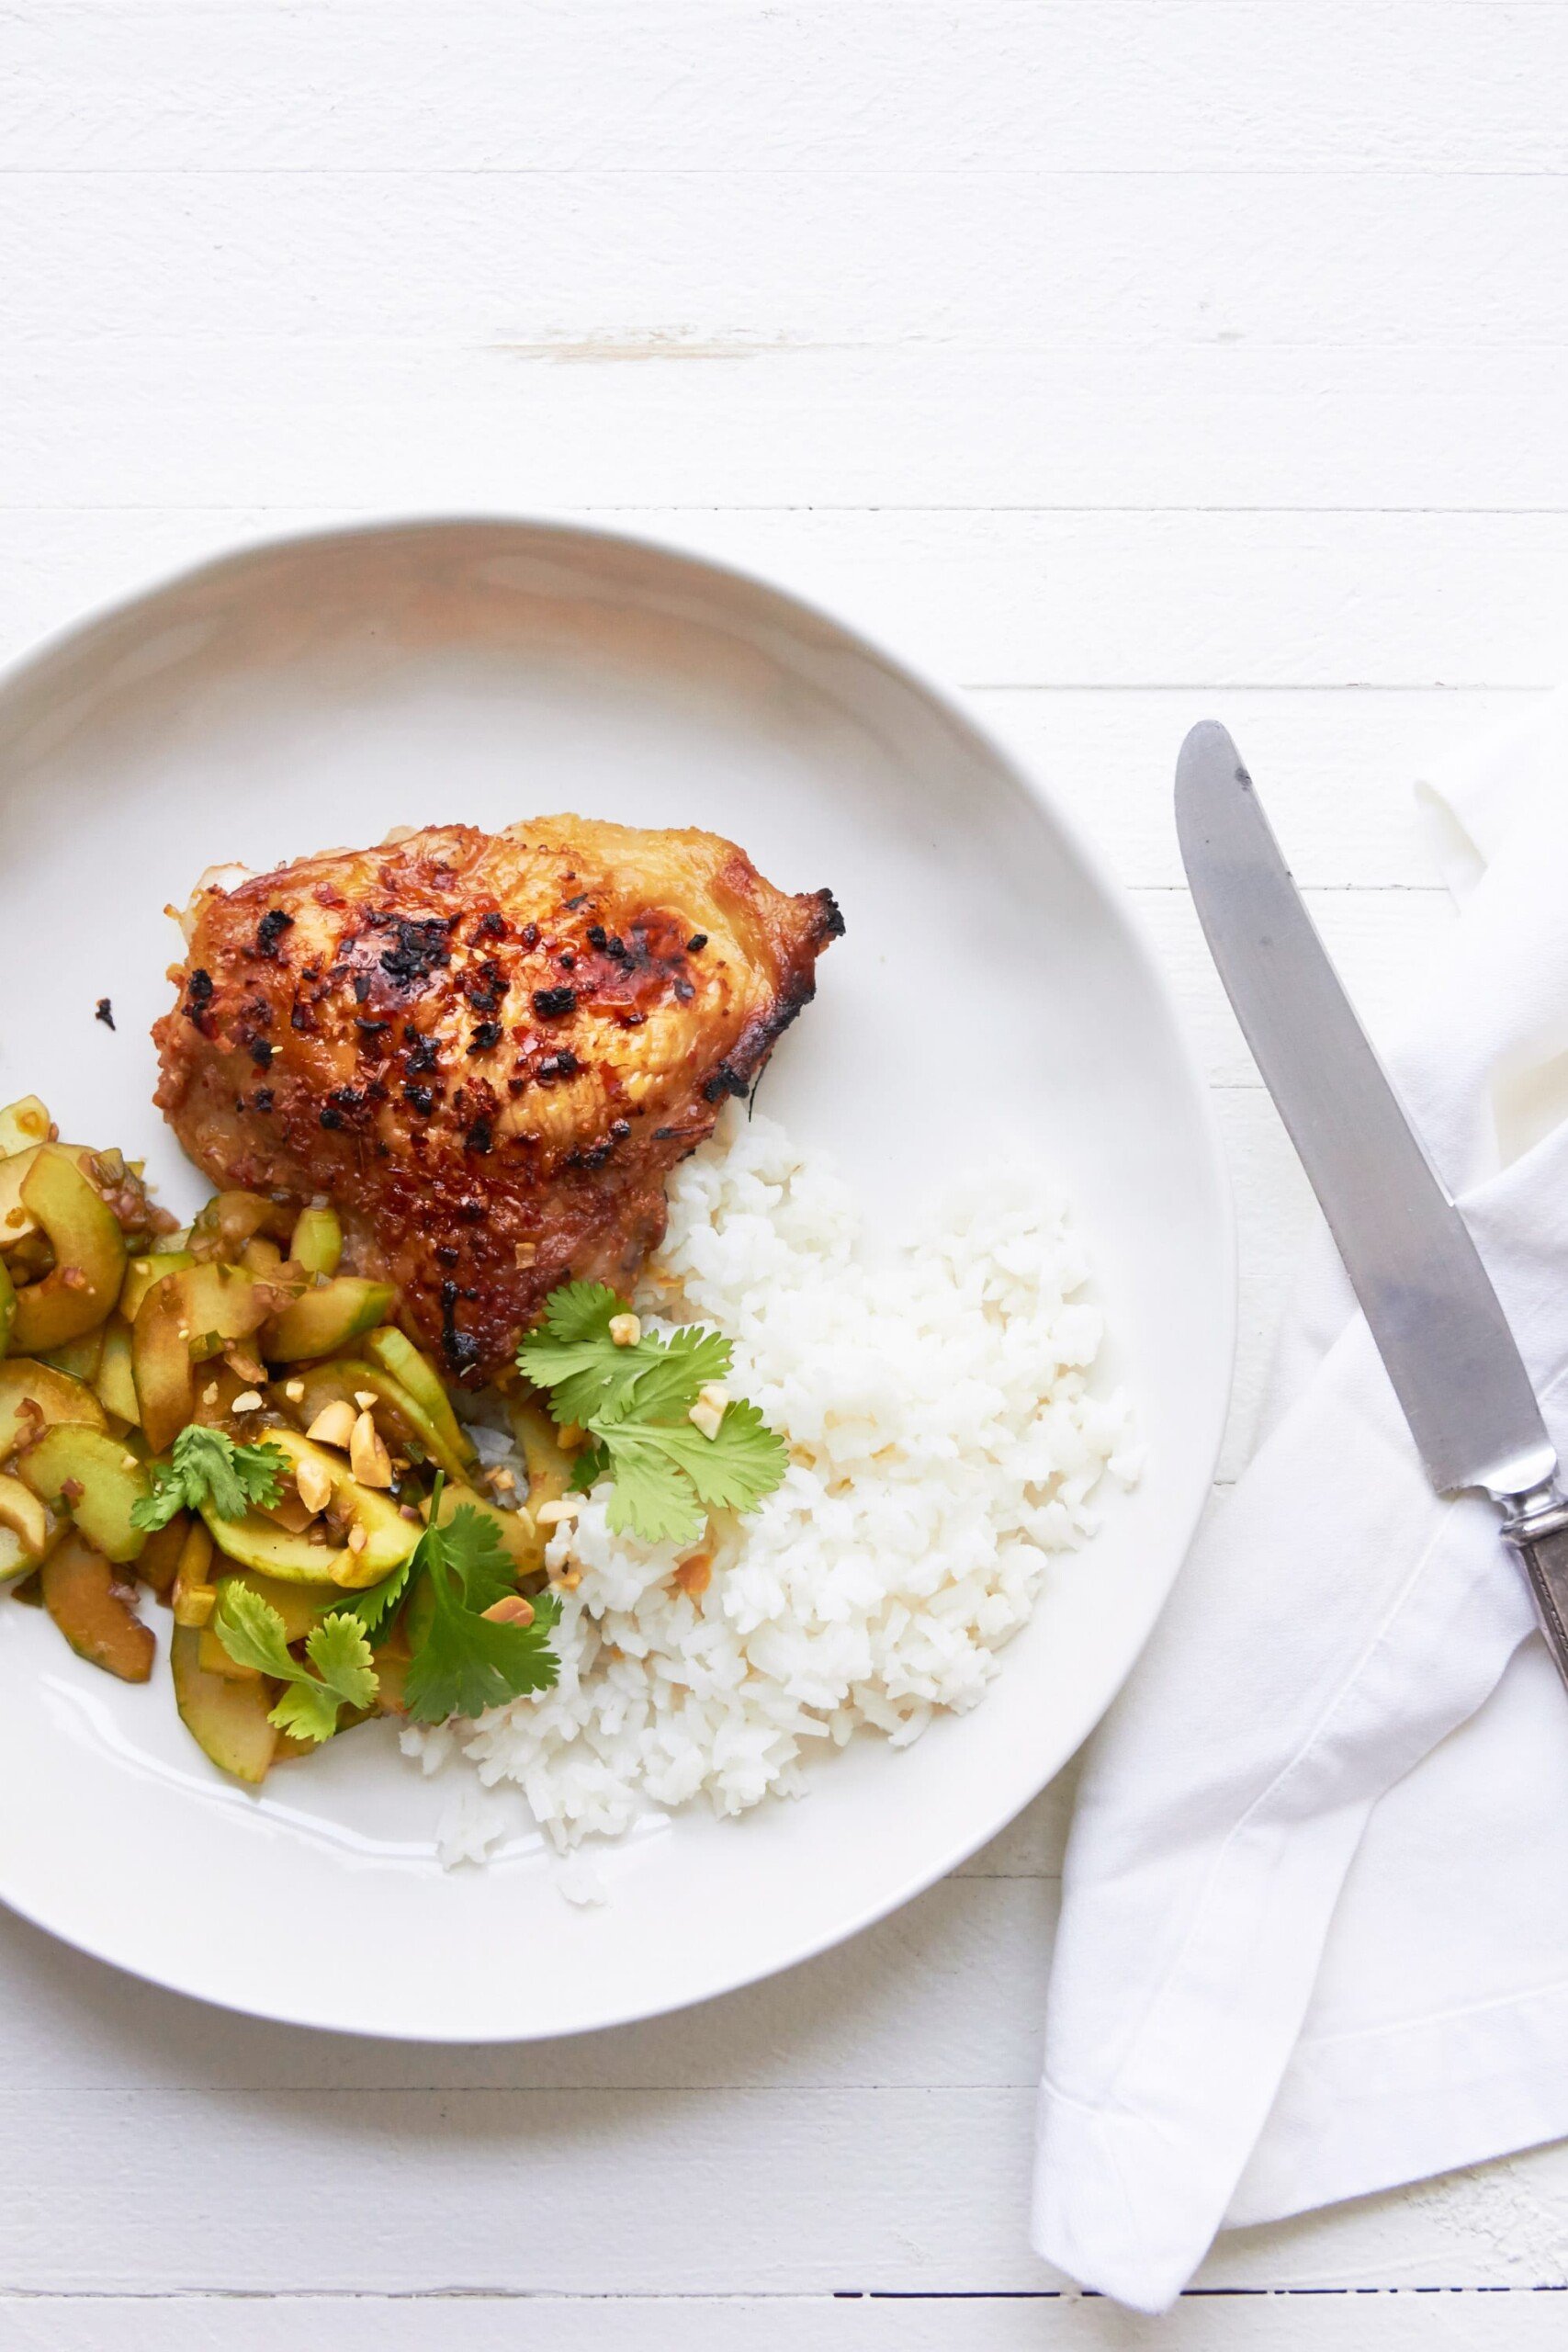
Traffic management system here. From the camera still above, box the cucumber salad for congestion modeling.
[0,1092,573,1784]
[0,1091,785,1790]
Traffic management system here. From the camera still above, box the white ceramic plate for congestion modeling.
[0,519,1232,2038]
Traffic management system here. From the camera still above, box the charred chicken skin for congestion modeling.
[153,819,841,1384]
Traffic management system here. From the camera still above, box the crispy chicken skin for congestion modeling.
[153,819,841,1383]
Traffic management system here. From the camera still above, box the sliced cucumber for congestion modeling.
[203,1506,349,1586]
[94,1316,140,1425]
[17,1423,150,1564]
[189,1191,293,1264]
[367,1326,477,1469]
[0,1096,51,1158]
[39,1325,106,1385]
[131,1272,193,1453]
[508,1396,577,1517]
[0,1358,107,1460]
[9,1147,127,1353]
[289,1204,343,1278]
[171,1622,276,1783]
[0,1472,53,1568]
[119,1249,195,1324]
[41,1532,153,1682]
[134,1511,188,1597]
[260,1276,394,1363]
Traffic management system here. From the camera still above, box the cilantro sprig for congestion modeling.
[402,1485,561,1724]
[517,1283,786,1547]
[131,1423,288,1532]
[203,1458,560,1734]
[212,1583,378,1744]
[315,1475,561,1724]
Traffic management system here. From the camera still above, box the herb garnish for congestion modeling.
[131,1423,288,1532]
[517,1282,786,1546]
[401,1482,561,1724]
[212,1583,378,1744]
[309,1474,561,1724]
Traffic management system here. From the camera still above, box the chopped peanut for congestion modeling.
[536,1497,581,1528]
[295,1454,333,1517]
[283,1378,306,1403]
[513,1240,537,1269]
[348,1409,393,1488]
[306,1398,357,1451]
[231,1389,265,1414]
[608,1312,642,1348]
[480,1593,536,1627]
[687,1383,729,1442]
[201,1382,220,1405]
[353,1390,378,1410]
[346,1522,368,1555]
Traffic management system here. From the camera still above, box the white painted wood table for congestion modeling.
[6,4,1568,2342]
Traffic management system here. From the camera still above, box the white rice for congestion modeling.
[405,1106,1138,1853]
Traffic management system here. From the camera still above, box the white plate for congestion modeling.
[0,518,1232,2039]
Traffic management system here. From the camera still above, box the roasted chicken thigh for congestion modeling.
[153,819,841,1383]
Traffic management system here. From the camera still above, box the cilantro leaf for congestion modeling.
[209,1581,295,1679]
[516,1291,786,1548]
[400,1492,561,1726]
[272,1614,379,1743]
[516,1282,663,1426]
[211,1581,378,1744]
[596,1323,731,1427]
[604,1443,705,1546]
[329,1553,416,1643]
[131,1459,190,1534]
[536,1280,621,1345]
[568,1438,611,1494]
[130,1423,288,1531]
[612,1396,788,1513]
[434,1501,517,1613]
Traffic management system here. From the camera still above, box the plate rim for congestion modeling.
[0,511,1236,2039]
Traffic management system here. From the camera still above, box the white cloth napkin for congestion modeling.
[1032,693,1568,2312]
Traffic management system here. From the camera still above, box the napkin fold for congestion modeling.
[1032,693,1568,2312]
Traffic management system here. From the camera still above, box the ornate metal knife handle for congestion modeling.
[1500,1484,1568,1682]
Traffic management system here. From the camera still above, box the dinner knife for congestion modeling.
[1175,718,1568,1691]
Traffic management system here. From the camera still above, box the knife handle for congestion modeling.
[1502,1492,1568,1688]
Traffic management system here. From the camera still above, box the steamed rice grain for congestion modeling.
[404,1108,1137,1850]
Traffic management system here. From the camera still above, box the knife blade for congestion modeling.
[1176,718,1568,1684]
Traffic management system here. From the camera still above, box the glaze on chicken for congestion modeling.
[153,819,841,1383]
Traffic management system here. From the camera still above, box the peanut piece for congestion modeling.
[306,1398,357,1451]
[295,1454,333,1517]
[480,1594,536,1627]
[348,1409,393,1489]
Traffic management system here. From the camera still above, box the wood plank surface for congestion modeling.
[3,0,1567,2336]
[5,2289,1568,2351]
